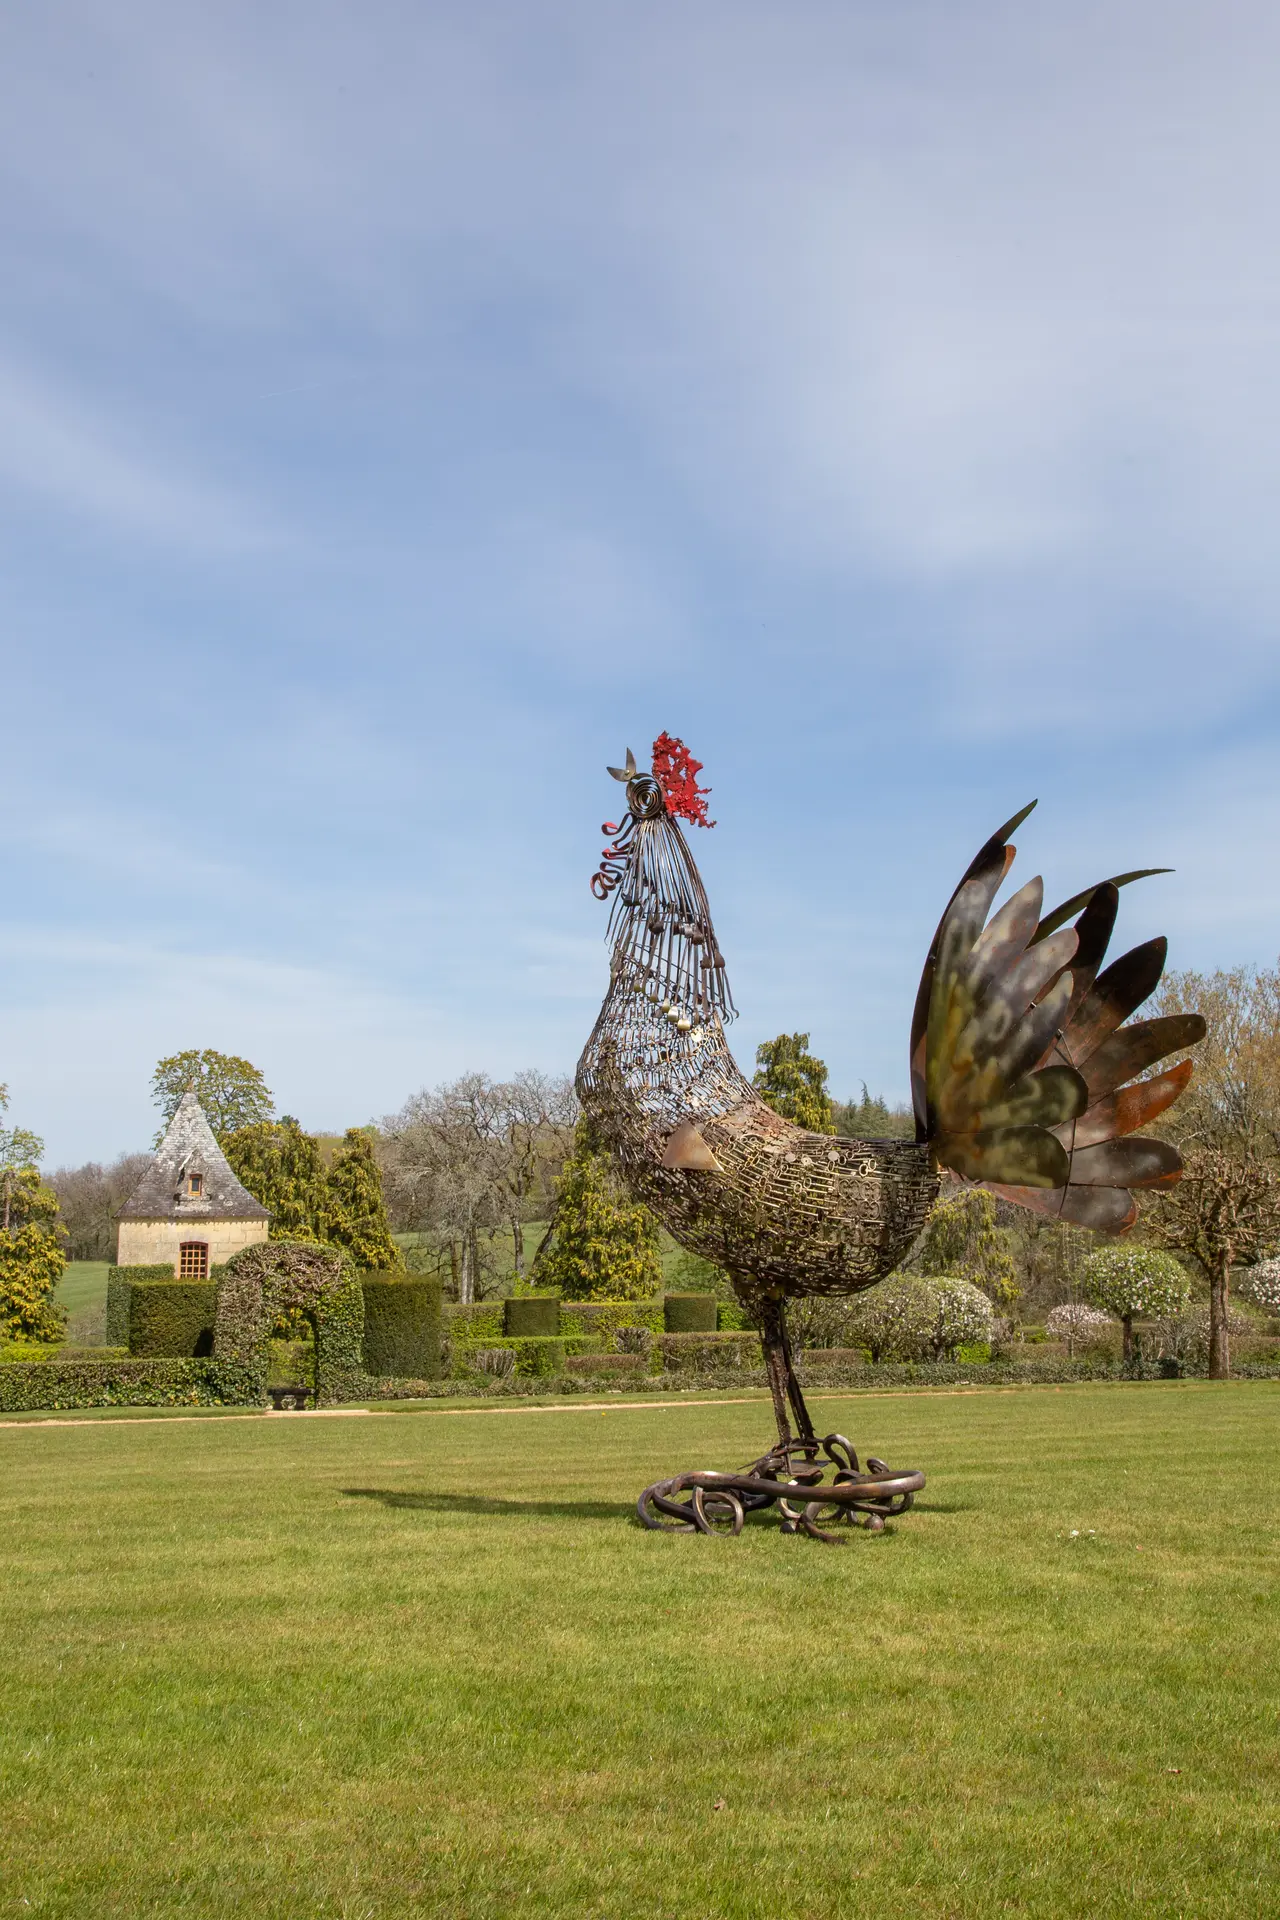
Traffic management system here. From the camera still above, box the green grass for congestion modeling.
[2,1383,1278,1917]
[55,1260,111,1317]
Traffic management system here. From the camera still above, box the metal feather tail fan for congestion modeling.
[910,801,1206,1232]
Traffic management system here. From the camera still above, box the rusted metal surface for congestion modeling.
[576,743,1204,1532]
[638,1434,925,1543]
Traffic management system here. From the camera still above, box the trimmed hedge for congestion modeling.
[658,1331,763,1375]
[106,1266,172,1346]
[564,1353,647,1380]
[0,1357,264,1413]
[447,1302,505,1342]
[504,1296,561,1337]
[559,1300,665,1341]
[216,1241,365,1407]
[664,1294,718,1333]
[361,1273,443,1379]
[452,1335,591,1378]
[128,1280,218,1358]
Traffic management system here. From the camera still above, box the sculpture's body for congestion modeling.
[577,739,1205,1538]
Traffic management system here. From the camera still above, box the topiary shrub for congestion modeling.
[658,1331,763,1376]
[504,1296,560,1338]
[1046,1303,1117,1357]
[559,1300,665,1341]
[127,1280,218,1357]
[565,1352,646,1379]
[446,1301,505,1343]
[106,1265,172,1347]
[1081,1246,1191,1365]
[361,1273,443,1379]
[1237,1259,1280,1315]
[663,1294,717,1333]
[453,1334,589,1378]
[216,1240,365,1404]
[843,1276,943,1362]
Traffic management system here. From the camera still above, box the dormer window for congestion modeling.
[187,1173,204,1197]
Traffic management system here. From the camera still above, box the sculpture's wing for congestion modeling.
[913,812,1205,1234]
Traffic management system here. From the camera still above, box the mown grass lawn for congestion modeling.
[1,1383,1278,1918]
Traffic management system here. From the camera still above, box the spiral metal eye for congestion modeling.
[627,774,666,820]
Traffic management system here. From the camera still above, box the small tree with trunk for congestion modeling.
[753,1033,835,1135]
[1146,1146,1280,1377]
[1081,1245,1190,1367]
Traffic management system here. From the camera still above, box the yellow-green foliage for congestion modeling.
[150,1049,274,1143]
[224,1118,327,1241]
[0,1169,65,1342]
[752,1032,835,1134]
[535,1122,662,1300]
[916,1187,1020,1307]
[322,1129,400,1272]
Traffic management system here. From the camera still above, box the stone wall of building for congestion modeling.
[116,1218,270,1271]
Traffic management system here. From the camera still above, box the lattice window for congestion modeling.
[179,1241,209,1279]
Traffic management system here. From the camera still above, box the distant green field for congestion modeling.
[1,1383,1278,1916]
[55,1262,110,1324]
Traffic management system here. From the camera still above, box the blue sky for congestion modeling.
[4,0,1279,1165]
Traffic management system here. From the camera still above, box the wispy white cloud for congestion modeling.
[0,353,277,548]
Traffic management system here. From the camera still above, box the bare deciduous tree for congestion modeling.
[46,1152,152,1261]
[379,1072,577,1303]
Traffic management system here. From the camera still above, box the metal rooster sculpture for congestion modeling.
[577,736,1205,1541]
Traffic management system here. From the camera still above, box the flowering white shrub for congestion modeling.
[1081,1246,1190,1322]
[1237,1258,1280,1314]
[844,1277,937,1362]
[845,1275,992,1361]
[928,1277,995,1357]
[1046,1303,1115,1355]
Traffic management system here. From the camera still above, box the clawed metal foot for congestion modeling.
[637,1433,925,1543]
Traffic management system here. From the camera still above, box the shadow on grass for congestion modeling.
[342,1486,632,1522]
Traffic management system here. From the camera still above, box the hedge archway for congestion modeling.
[214,1240,365,1405]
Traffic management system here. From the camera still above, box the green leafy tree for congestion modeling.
[534,1120,662,1300]
[151,1050,275,1144]
[834,1083,915,1140]
[224,1117,328,1241]
[322,1128,400,1271]
[753,1033,835,1134]
[1081,1245,1191,1367]
[0,1084,45,1233]
[915,1187,1021,1309]
[0,1091,65,1343]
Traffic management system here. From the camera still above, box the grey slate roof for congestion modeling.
[118,1091,271,1223]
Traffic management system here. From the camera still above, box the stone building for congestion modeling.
[116,1089,270,1274]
